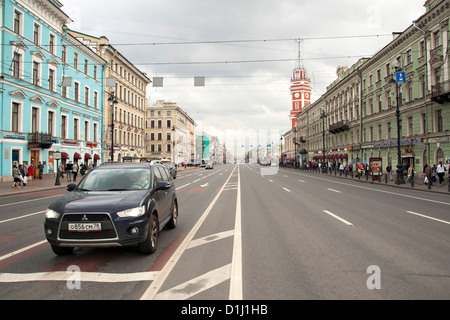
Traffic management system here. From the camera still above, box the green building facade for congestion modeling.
[295,0,450,175]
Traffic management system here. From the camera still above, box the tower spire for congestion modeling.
[297,38,304,69]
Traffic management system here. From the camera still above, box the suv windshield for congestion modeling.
[77,168,151,191]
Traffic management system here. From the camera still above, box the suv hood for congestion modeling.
[49,190,148,214]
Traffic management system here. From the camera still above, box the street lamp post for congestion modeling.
[320,108,327,174]
[106,78,118,162]
[390,62,405,185]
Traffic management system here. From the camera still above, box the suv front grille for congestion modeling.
[58,213,118,241]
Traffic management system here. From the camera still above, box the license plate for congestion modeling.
[68,223,102,232]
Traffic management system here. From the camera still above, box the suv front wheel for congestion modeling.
[138,213,159,254]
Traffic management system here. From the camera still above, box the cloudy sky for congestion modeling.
[63,0,426,151]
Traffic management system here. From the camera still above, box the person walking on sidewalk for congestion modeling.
[38,162,44,179]
[12,165,22,188]
[72,162,79,182]
[437,161,445,184]
[425,164,433,186]
[66,161,73,182]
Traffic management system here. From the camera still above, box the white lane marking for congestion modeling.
[0,211,44,225]
[200,183,209,188]
[154,264,231,300]
[230,164,242,300]
[283,187,291,192]
[0,195,59,208]
[288,170,450,207]
[406,211,450,225]
[269,179,274,182]
[175,183,191,191]
[187,230,235,249]
[0,240,48,262]
[298,180,305,182]
[327,188,341,193]
[322,210,354,226]
[0,271,158,283]
[140,165,238,300]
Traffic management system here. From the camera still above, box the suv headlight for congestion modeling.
[117,206,146,218]
[45,208,60,219]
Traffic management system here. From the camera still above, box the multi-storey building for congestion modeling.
[293,0,450,175]
[145,100,196,164]
[68,31,151,162]
[0,0,106,182]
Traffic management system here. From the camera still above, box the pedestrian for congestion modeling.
[72,162,78,182]
[425,164,432,186]
[58,162,65,180]
[66,161,73,182]
[407,165,414,183]
[12,165,22,188]
[386,163,392,181]
[436,161,445,184]
[27,164,34,179]
[38,161,44,179]
[431,164,437,182]
[87,161,93,171]
[19,164,26,186]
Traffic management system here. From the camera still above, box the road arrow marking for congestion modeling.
[200,183,209,188]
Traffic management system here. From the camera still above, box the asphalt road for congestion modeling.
[0,163,449,302]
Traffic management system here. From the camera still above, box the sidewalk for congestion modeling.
[0,165,202,197]
[281,166,450,195]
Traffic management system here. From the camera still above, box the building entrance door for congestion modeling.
[30,150,40,179]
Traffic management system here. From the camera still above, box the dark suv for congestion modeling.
[44,162,178,255]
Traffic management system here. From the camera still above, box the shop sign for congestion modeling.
[3,134,26,140]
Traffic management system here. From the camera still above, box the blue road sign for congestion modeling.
[396,72,406,83]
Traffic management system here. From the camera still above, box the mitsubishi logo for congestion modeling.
[81,215,89,221]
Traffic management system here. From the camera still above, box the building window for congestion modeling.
[84,87,89,106]
[387,122,391,139]
[434,30,441,48]
[406,49,412,65]
[48,69,55,92]
[12,102,20,132]
[74,82,79,102]
[61,115,67,139]
[12,52,21,78]
[84,121,89,141]
[33,23,40,45]
[62,45,67,64]
[436,110,443,132]
[421,113,426,134]
[408,117,413,136]
[74,119,79,140]
[167,119,171,128]
[48,111,54,136]
[49,34,55,55]
[32,107,39,133]
[167,144,171,152]
[94,91,98,108]
[32,61,40,86]
[14,10,22,35]
[84,59,89,75]
[74,53,79,70]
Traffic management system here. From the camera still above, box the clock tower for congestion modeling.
[289,40,311,128]
[289,67,311,128]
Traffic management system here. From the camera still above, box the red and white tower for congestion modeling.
[289,41,311,128]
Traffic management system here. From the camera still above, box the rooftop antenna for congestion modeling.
[296,38,304,69]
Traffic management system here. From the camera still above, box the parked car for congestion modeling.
[163,162,177,179]
[205,162,214,170]
[44,162,178,255]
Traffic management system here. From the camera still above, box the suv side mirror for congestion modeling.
[157,181,171,190]
[66,183,77,192]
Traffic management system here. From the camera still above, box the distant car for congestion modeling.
[163,162,177,179]
[205,162,213,170]
[44,162,178,255]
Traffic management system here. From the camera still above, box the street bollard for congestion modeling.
[385,174,388,183]
[428,180,431,190]
[448,174,450,192]
[411,170,414,188]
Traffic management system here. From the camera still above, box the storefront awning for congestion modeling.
[84,153,92,160]
[61,152,69,160]
[94,154,101,160]
[73,152,82,160]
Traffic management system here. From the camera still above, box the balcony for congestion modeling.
[431,80,450,104]
[329,120,350,134]
[28,132,53,149]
